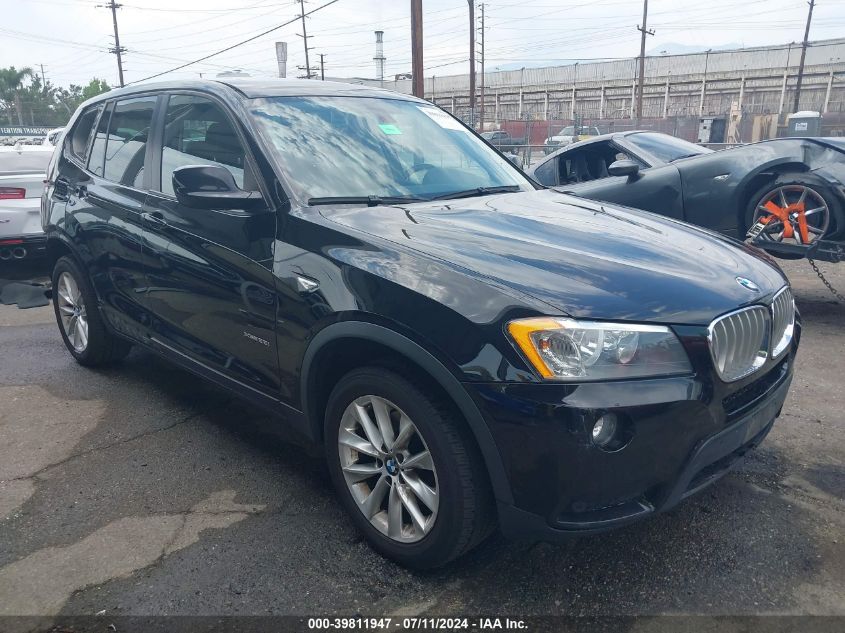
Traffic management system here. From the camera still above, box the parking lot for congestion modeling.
[0,258,843,621]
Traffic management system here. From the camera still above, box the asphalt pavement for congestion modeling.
[0,258,843,623]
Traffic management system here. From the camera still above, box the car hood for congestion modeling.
[321,190,787,325]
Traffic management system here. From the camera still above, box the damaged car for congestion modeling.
[529,130,845,248]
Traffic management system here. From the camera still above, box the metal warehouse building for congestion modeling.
[353,38,845,129]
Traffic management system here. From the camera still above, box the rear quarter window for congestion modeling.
[65,104,102,164]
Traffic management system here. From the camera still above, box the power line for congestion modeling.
[119,1,279,11]
[126,4,283,44]
[125,0,341,84]
[122,0,278,37]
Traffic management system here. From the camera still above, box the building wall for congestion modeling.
[351,39,845,125]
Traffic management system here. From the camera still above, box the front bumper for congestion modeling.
[466,328,798,541]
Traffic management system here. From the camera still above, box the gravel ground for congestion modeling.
[0,257,842,623]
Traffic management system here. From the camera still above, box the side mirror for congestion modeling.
[607,159,640,179]
[172,165,264,211]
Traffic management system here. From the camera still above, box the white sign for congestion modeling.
[795,122,808,131]
[275,42,288,78]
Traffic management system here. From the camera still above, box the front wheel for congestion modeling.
[324,367,494,568]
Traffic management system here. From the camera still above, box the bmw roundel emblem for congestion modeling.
[736,276,760,292]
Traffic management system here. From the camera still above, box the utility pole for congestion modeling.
[100,0,126,87]
[699,48,712,116]
[411,0,424,98]
[319,53,326,80]
[793,0,815,112]
[479,3,485,131]
[635,0,654,120]
[298,0,312,79]
[39,64,47,86]
[468,0,476,127]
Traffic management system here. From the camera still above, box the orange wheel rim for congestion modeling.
[753,185,829,245]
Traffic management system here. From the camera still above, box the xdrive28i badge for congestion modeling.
[736,276,760,292]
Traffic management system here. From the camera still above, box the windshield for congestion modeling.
[625,132,712,163]
[249,96,533,202]
[556,126,575,136]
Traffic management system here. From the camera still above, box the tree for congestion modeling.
[18,74,61,126]
[0,69,111,127]
[0,66,34,125]
[81,78,110,102]
[56,78,111,119]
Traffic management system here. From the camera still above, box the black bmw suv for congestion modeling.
[42,79,799,568]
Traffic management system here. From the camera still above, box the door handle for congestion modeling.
[140,211,166,226]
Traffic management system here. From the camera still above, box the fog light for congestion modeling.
[592,413,618,447]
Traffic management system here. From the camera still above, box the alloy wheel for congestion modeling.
[56,271,89,353]
[752,184,830,245]
[337,395,439,543]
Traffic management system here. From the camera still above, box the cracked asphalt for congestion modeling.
[0,258,843,620]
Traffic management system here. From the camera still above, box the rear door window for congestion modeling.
[102,96,157,188]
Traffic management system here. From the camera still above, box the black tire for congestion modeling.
[324,367,495,569]
[745,173,845,241]
[51,255,131,366]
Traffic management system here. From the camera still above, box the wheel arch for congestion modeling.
[45,233,79,272]
[301,320,514,505]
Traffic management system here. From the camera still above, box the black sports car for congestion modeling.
[528,130,845,247]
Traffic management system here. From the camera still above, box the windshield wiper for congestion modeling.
[429,185,522,201]
[308,195,428,207]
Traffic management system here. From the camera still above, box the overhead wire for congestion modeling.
[125,0,342,84]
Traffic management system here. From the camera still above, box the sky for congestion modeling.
[3,0,845,89]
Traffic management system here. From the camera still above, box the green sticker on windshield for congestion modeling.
[378,123,402,135]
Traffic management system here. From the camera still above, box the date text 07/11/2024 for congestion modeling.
[306,617,528,630]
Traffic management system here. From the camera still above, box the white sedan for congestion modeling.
[0,145,54,262]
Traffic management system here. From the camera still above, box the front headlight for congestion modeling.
[507,317,692,380]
